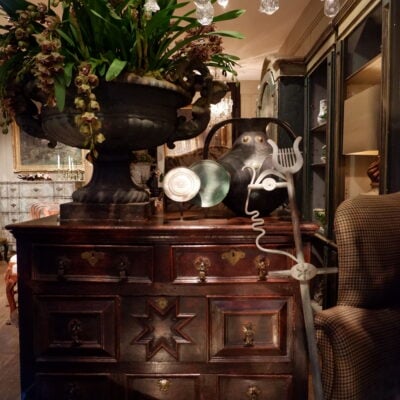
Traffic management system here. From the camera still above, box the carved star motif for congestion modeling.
[131,298,195,360]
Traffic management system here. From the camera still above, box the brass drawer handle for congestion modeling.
[57,256,71,280]
[68,318,82,346]
[242,322,255,347]
[65,382,80,400]
[157,378,171,392]
[254,254,270,281]
[194,256,211,282]
[116,255,130,281]
[246,385,261,399]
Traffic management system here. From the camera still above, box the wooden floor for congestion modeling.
[0,260,20,400]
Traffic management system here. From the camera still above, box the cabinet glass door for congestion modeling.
[304,52,335,236]
[341,5,382,199]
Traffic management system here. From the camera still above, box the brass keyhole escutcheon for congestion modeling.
[81,250,105,266]
[221,249,245,266]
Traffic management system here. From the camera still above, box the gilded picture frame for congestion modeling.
[12,123,84,172]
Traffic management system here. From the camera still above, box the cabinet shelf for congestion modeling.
[311,162,327,168]
[345,55,381,86]
[310,123,327,133]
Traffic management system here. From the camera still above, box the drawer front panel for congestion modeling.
[32,244,154,282]
[20,182,54,198]
[218,375,292,400]
[33,296,119,361]
[172,244,294,283]
[209,296,292,362]
[34,374,115,400]
[127,375,200,400]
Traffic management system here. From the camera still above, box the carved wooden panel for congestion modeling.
[121,296,207,363]
[209,296,292,362]
[31,244,154,282]
[33,296,119,361]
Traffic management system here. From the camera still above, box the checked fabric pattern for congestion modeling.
[315,192,400,399]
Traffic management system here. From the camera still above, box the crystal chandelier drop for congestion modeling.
[323,0,340,18]
[259,0,280,15]
[194,0,340,25]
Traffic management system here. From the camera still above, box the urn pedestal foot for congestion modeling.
[60,153,154,222]
[60,201,153,223]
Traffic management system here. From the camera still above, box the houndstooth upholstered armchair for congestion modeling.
[314,192,400,400]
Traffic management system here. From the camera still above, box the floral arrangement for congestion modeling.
[0,0,244,150]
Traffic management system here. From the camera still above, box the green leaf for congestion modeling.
[213,9,246,23]
[63,62,74,87]
[105,58,127,81]
[209,30,245,40]
[54,75,67,112]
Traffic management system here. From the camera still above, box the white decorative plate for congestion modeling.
[163,167,201,203]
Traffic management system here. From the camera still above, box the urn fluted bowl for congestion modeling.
[41,76,193,152]
[35,75,220,221]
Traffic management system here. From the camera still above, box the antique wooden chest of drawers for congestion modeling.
[8,215,317,399]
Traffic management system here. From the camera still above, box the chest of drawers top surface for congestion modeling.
[7,213,317,244]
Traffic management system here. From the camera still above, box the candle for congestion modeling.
[57,154,60,169]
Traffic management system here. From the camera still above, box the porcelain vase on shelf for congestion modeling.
[18,74,225,222]
[317,99,328,125]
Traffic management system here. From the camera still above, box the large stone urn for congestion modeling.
[18,73,226,222]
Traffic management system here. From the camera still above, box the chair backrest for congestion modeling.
[334,192,400,308]
[30,202,59,219]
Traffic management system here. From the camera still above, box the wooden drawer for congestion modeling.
[171,244,294,283]
[127,375,200,399]
[33,296,119,362]
[218,375,292,400]
[33,373,116,400]
[32,244,154,282]
[209,296,292,362]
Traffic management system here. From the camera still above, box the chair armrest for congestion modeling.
[315,305,400,400]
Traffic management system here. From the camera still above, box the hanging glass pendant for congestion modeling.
[259,0,279,15]
[144,0,160,13]
[196,1,214,25]
[217,0,229,8]
[324,0,340,18]
[194,0,210,7]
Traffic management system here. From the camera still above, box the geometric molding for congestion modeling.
[131,297,195,360]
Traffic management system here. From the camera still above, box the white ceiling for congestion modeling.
[216,0,314,80]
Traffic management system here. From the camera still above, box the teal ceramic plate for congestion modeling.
[189,160,230,207]
[163,167,201,203]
